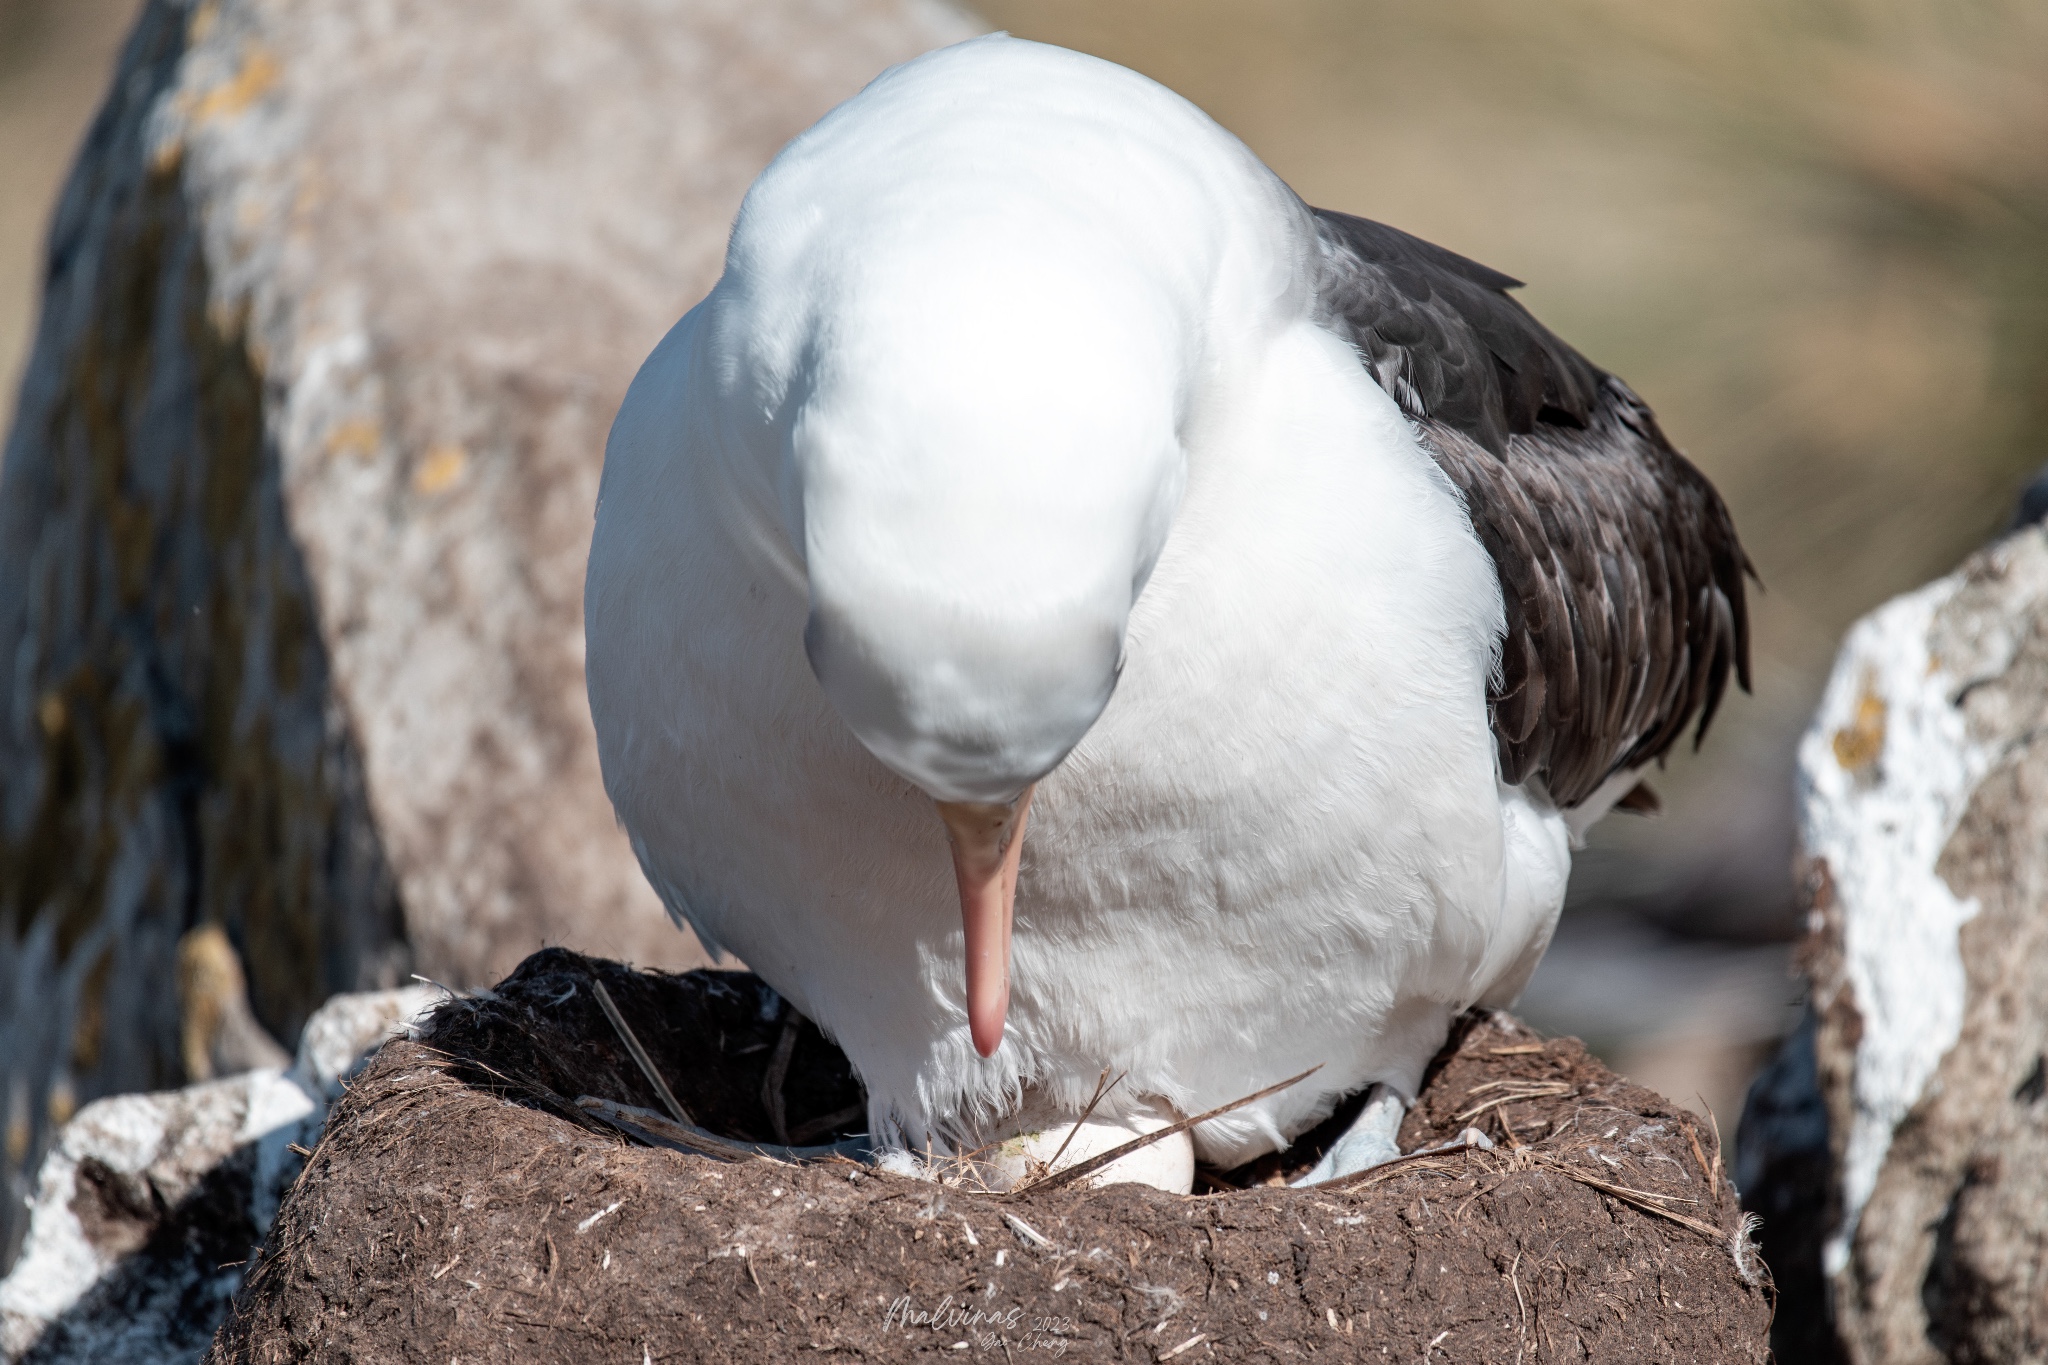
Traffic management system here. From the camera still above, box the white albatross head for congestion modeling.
[704,35,1302,1056]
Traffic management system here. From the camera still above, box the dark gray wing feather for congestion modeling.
[1310,207,1752,808]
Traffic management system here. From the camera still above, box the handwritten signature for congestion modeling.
[881,1294,1078,1354]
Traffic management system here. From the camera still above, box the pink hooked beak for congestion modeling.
[933,787,1035,1057]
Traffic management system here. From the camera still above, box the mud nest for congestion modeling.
[205,948,1772,1362]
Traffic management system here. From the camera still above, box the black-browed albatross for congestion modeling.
[584,34,1750,1190]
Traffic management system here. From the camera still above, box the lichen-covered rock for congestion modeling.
[0,985,434,1364]
[0,0,974,1266]
[1746,525,2048,1362]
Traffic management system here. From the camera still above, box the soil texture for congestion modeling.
[205,949,1772,1362]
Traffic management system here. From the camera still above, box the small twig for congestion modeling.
[1532,1155,1723,1240]
[1509,1251,1529,1346]
[591,977,695,1128]
[1464,1078,1570,1099]
[575,1199,624,1234]
[1016,1066,1321,1196]
[1043,1068,1123,1176]
[577,1094,865,1164]
[410,1043,595,1130]
[1556,1170,1699,1206]
[1323,1135,1490,1190]
[1002,1212,1056,1249]
[1455,1083,1573,1124]
[578,1096,773,1162]
[760,1007,800,1145]
[1703,1103,1726,1190]
[1683,1120,1715,1190]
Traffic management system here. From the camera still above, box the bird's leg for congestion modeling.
[1291,1084,1408,1185]
[1289,1086,1496,1185]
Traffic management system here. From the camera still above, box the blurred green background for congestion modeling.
[4,0,2043,1137]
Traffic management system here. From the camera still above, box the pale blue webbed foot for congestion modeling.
[1292,1083,1407,1185]
[1289,1084,1495,1186]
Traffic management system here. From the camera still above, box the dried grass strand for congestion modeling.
[1532,1154,1724,1240]
[1015,1066,1322,1196]
[576,1094,862,1164]
[760,1008,800,1144]
[1041,1068,1124,1176]
[590,977,696,1128]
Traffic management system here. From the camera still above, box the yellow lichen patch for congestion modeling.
[37,693,66,737]
[1831,678,1887,775]
[325,417,381,460]
[192,45,280,124]
[413,444,470,496]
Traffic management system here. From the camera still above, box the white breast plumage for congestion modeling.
[585,34,1749,1187]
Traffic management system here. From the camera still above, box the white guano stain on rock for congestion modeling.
[1797,576,1997,1278]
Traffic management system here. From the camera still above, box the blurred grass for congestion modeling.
[975,0,2048,936]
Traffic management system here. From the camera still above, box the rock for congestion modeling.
[207,951,1772,1364]
[0,1071,312,1365]
[0,985,434,1364]
[0,0,975,1266]
[284,984,437,1101]
[1743,524,2048,1362]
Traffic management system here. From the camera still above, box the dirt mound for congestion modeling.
[205,950,1771,1362]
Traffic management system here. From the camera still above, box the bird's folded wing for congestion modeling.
[1310,207,1752,809]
